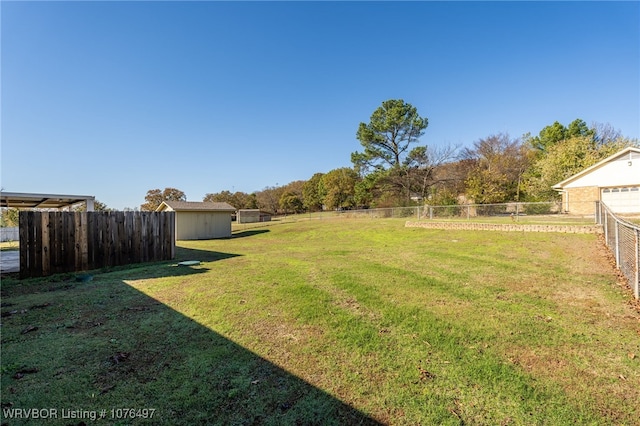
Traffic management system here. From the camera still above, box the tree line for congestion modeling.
[136,99,637,213]
[4,98,632,225]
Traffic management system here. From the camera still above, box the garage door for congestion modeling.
[601,187,640,213]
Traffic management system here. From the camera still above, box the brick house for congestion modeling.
[552,147,640,215]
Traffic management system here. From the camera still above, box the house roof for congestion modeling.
[552,147,640,189]
[156,201,236,212]
[0,191,95,210]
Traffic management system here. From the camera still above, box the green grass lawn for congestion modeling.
[1,219,639,425]
[253,211,597,225]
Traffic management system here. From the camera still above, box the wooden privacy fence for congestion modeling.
[19,211,175,278]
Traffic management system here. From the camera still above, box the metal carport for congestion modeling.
[0,192,95,211]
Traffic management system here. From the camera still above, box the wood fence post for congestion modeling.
[19,211,27,278]
[42,213,50,276]
[28,212,37,277]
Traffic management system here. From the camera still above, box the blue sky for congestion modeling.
[2,1,638,210]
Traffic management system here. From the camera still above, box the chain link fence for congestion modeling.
[240,201,587,228]
[420,201,563,219]
[314,201,566,221]
[596,201,640,299]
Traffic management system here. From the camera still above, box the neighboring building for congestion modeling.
[156,201,236,240]
[237,209,272,224]
[553,147,640,215]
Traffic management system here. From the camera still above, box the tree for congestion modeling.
[73,200,112,212]
[528,118,594,152]
[204,190,234,205]
[567,118,593,140]
[279,192,304,214]
[254,181,305,214]
[321,168,359,210]
[302,173,325,211]
[352,145,460,208]
[0,208,19,227]
[352,99,428,173]
[463,134,531,204]
[140,187,186,211]
[522,135,638,200]
[280,180,305,200]
[244,193,259,210]
[429,158,475,201]
[354,169,390,208]
[255,185,284,214]
[592,122,623,145]
[401,144,460,202]
[203,191,257,209]
[521,119,638,201]
[351,99,434,205]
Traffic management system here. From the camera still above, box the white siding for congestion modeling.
[175,211,231,240]
[564,153,640,188]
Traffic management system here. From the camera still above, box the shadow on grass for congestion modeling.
[231,229,270,239]
[0,250,380,425]
[174,246,243,263]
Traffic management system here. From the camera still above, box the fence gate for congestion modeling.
[19,211,175,278]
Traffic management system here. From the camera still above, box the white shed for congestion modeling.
[156,201,236,240]
[553,147,640,214]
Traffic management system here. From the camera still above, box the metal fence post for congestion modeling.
[599,202,602,224]
[597,202,601,224]
[615,221,620,267]
[635,229,639,299]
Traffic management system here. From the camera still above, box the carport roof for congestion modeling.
[0,192,95,209]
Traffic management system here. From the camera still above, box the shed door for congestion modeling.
[601,187,640,213]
